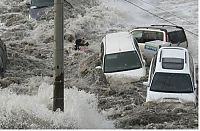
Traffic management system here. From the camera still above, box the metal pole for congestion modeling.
[53,0,64,112]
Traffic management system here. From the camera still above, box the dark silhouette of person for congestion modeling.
[75,38,89,50]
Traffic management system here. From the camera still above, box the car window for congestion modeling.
[162,58,184,70]
[104,51,142,73]
[132,30,164,43]
[131,30,143,42]
[177,30,187,43]
[150,72,193,93]
[168,32,176,44]
[168,30,187,44]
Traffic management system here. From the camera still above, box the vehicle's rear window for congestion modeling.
[168,30,187,44]
[162,58,184,70]
[104,51,142,73]
[132,30,164,43]
[150,72,193,93]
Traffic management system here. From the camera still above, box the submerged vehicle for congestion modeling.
[144,47,197,104]
[96,32,146,82]
[26,0,54,19]
[130,25,188,53]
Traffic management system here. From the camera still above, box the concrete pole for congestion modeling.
[53,0,64,112]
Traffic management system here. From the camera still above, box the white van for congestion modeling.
[144,47,197,104]
[97,32,146,82]
[130,25,188,53]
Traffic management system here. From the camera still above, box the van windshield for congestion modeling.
[104,51,142,73]
[132,30,164,43]
[150,72,193,93]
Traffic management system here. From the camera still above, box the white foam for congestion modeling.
[0,76,113,129]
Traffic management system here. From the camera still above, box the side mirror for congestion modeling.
[95,66,102,70]
[143,81,149,86]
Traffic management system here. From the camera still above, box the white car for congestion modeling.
[144,47,197,104]
[96,32,146,82]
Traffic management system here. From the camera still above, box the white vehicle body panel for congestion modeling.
[155,47,190,74]
[143,40,171,63]
[105,67,146,82]
[146,87,197,103]
[104,32,136,54]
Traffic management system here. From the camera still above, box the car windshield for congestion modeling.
[104,51,142,73]
[132,30,164,43]
[150,72,193,93]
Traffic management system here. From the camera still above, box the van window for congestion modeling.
[150,72,193,93]
[104,51,142,73]
[177,30,187,42]
[168,30,186,44]
[162,58,184,70]
[132,30,164,43]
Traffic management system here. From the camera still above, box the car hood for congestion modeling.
[105,67,146,83]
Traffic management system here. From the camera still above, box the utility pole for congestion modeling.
[53,0,64,112]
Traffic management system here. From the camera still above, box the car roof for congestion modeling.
[103,32,136,54]
[151,25,184,32]
[155,47,190,73]
[133,25,183,32]
[161,47,186,59]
